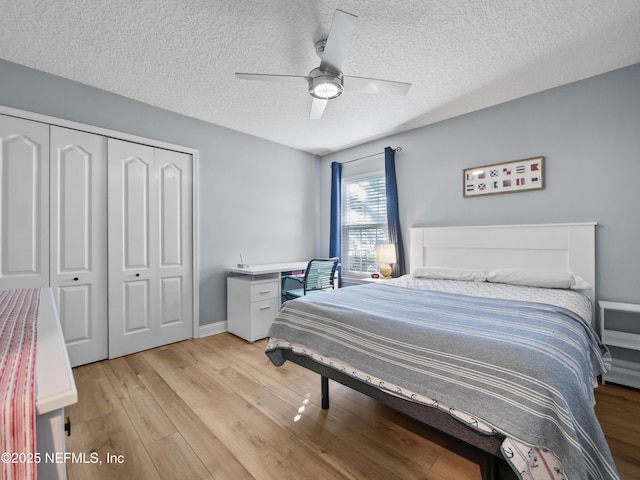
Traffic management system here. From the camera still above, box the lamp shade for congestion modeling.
[375,244,397,264]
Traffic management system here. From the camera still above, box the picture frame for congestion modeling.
[463,156,544,197]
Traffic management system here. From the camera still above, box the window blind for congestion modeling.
[342,175,388,275]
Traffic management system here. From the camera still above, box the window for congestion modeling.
[341,174,388,276]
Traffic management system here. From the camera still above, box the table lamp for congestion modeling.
[376,244,396,279]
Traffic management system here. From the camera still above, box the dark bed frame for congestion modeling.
[281,349,517,480]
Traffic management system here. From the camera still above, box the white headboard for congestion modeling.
[408,223,597,314]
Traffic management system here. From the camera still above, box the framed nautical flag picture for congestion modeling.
[463,156,544,197]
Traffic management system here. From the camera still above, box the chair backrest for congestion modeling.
[303,258,339,294]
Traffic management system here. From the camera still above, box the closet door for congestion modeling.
[108,139,192,358]
[156,147,193,345]
[0,114,49,290]
[50,126,108,367]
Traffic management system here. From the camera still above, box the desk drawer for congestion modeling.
[250,281,278,302]
[250,298,280,338]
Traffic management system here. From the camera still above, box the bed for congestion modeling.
[265,223,618,480]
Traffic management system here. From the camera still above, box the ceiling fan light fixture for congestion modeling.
[308,68,343,99]
[311,80,341,99]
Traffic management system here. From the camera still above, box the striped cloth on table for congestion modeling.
[0,289,40,480]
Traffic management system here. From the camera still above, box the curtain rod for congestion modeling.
[340,146,402,165]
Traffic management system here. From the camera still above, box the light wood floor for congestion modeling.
[66,333,640,480]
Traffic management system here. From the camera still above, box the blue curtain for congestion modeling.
[385,147,406,277]
[329,161,342,286]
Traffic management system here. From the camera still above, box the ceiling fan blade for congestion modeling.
[343,75,411,95]
[310,98,328,120]
[235,73,309,84]
[320,9,357,73]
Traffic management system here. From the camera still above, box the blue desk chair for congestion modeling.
[282,258,339,301]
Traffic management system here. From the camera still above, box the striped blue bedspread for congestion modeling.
[266,283,618,480]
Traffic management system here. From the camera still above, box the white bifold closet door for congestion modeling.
[49,126,108,367]
[0,115,49,290]
[1,113,194,365]
[108,138,193,359]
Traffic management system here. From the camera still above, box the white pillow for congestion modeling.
[412,266,487,282]
[486,268,592,290]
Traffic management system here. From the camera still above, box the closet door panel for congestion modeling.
[57,142,92,270]
[109,140,192,358]
[123,157,150,269]
[58,286,91,341]
[124,280,150,332]
[50,126,108,367]
[159,163,182,266]
[0,114,49,290]
[156,149,192,343]
[108,139,159,358]
[160,276,182,326]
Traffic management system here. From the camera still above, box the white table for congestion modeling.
[36,288,78,480]
[598,300,640,388]
[225,262,309,276]
[359,276,394,283]
[225,262,309,342]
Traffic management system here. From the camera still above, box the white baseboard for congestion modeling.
[198,321,227,338]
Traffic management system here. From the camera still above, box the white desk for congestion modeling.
[225,261,308,276]
[225,262,309,342]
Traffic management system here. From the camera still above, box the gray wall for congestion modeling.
[3,57,639,329]
[320,63,640,305]
[0,59,321,327]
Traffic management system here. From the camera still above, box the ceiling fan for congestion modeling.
[235,9,411,120]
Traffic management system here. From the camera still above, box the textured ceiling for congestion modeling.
[1,0,639,155]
